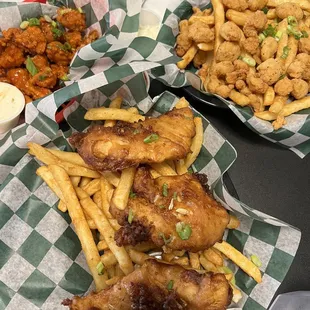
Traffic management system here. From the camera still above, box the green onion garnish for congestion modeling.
[38,75,46,81]
[281,46,290,59]
[28,18,40,27]
[26,56,38,76]
[43,15,53,23]
[158,232,173,245]
[143,133,159,143]
[279,74,286,80]
[239,55,256,67]
[175,222,192,240]
[167,280,174,290]
[287,16,297,27]
[128,208,134,224]
[77,7,84,13]
[162,183,168,197]
[258,33,266,43]
[262,24,276,38]
[275,30,282,42]
[20,21,29,30]
[96,261,104,275]
[159,205,165,209]
[60,74,69,81]
[129,189,136,198]
[52,27,63,38]
[173,192,177,200]
[251,254,262,267]
[302,30,309,38]
[262,7,268,14]
[133,129,140,135]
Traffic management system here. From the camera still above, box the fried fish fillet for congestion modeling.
[69,108,196,172]
[64,259,232,310]
[111,167,229,252]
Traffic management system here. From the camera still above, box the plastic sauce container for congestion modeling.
[0,82,25,134]
[137,9,161,39]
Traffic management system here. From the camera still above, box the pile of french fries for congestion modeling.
[176,0,310,130]
[28,96,261,303]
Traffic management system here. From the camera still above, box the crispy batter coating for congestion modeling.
[64,31,82,49]
[299,37,310,54]
[291,78,309,99]
[246,75,268,94]
[193,50,209,68]
[208,75,234,98]
[287,60,305,79]
[226,69,248,84]
[261,37,278,61]
[222,0,248,11]
[242,36,260,55]
[247,0,268,11]
[188,21,215,44]
[248,94,263,112]
[39,18,56,43]
[46,41,73,65]
[56,7,86,31]
[274,77,293,96]
[257,58,284,85]
[31,55,49,70]
[215,42,241,62]
[211,61,235,77]
[220,21,242,42]
[81,29,99,47]
[243,11,267,37]
[0,45,25,69]
[176,20,192,57]
[51,64,68,79]
[30,67,57,89]
[2,28,22,42]
[275,3,303,20]
[15,26,47,54]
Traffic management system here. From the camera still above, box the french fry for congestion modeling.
[266,8,276,19]
[100,177,114,219]
[48,165,107,291]
[272,115,287,130]
[203,248,224,266]
[107,266,115,279]
[263,87,275,106]
[280,96,310,116]
[93,191,102,209]
[226,9,249,26]
[276,20,288,59]
[71,176,81,187]
[81,178,101,196]
[101,250,118,268]
[188,15,215,25]
[175,97,190,109]
[227,214,240,229]
[84,107,145,123]
[254,111,277,121]
[267,0,310,12]
[58,200,67,213]
[87,219,97,230]
[60,161,101,178]
[97,240,108,251]
[80,196,134,275]
[189,252,201,269]
[104,96,123,127]
[112,167,136,210]
[212,0,225,56]
[177,45,198,69]
[175,159,188,175]
[199,255,217,272]
[128,249,150,265]
[172,250,186,257]
[28,142,59,165]
[171,256,189,266]
[101,172,120,187]
[162,253,175,262]
[197,42,214,51]
[127,107,139,114]
[166,160,176,172]
[214,241,262,283]
[230,283,242,303]
[105,276,121,286]
[131,242,158,252]
[185,117,203,168]
[229,90,250,106]
[284,36,298,71]
[109,217,121,231]
[115,264,125,277]
[48,149,90,168]
[150,162,177,176]
[80,177,92,187]
[150,169,161,179]
[269,96,287,114]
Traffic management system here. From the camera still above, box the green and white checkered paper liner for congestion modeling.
[0,80,301,309]
[149,0,310,158]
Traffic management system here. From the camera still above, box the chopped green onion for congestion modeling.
[187,167,194,174]
[26,56,38,76]
[279,74,286,80]
[258,33,266,43]
[302,30,309,38]
[219,266,233,274]
[20,21,29,29]
[230,275,236,286]
[143,133,159,143]
[43,15,53,23]
[60,8,72,15]
[129,189,136,198]
[173,192,178,200]
[275,30,283,42]
[128,208,134,224]
[240,56,256,67]
[251,254,262,267]
[162,183,168,197]
[262,24,276,38]
[167,280,174,290]
[281,46,290,59]
[38,75,46,81]
[28,18,40,27]
[287,25,303,40]
[77,7,84,13]
[63,42,72,51]
[287,16,297,27]
[262,7,268,14]
[96,261,104,275]
[52,27,63,38]
[184,116,192,120]
[159,205,165,209]
[159,232,173,245]
[175,222,192,240]
[133,129,140,135]
[51,20,57,28]
[60,74,69,81]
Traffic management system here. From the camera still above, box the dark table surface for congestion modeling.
[149,80,310,302]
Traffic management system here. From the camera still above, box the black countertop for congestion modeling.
[150,80,310,299]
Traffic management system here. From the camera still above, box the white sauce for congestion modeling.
[138,24,160,40]
[0,83,25,122]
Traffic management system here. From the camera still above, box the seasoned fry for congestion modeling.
[203,248,224,266]
[97,240,108,251]
[185,117,203,168]
[115,264,125,277]
[60,161,101,178]
[276,20,288,59]
[212,0,225,55]
[227,214,240,229]
[263,87,275,106]
[107,266,115,279]
[284,36,298,71]
[81,178,100,195]
[162,253,175,262]
[101,250,118,267]
[48,165,107,291]
[230,283,242,303]
[128,249,150,265]
[104,96,123,127]
[58,200,67,212]
[171,256,189,267]
[197,42,214,51]
[80,177,92,187]
[224,273,233,282]
[100,177,114,219]
[71,176,81,187]
[132,242,158,252]
[48,149,90,168]
[214,241,262,283]
[255,111,277,121]
[127,107,139,114]
[150,162,177,176]
[101,172,120,187]
[112,167,136,210]
[175,159,188,175]
[229,90,250,106]
[105,276,121,286]
[84,107,145,123]
[269,96,287,114]
[188,15,215,25]
[150,169,161,179]
[175,97,190,109]
[199,255,217,272]
[280,96,310,116]
[80,196,134,275]
[177,45,198,69]
[226,9,249,26]
[189,252,201,269]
